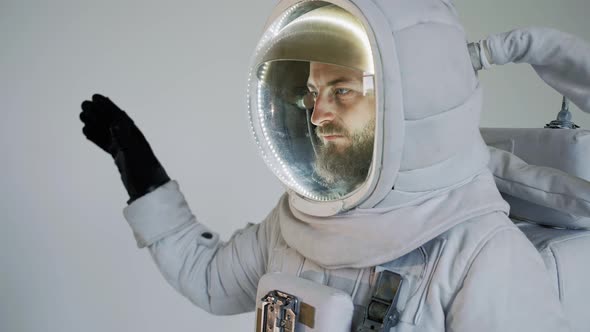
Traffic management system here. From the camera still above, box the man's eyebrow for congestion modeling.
[307,77,360,89]
[327,77,358,86]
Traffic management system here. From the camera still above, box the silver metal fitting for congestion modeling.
[545,96,580,129]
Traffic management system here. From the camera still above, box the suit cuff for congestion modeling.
[123,180,218,248]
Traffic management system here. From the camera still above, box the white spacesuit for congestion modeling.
[121,0,590,331]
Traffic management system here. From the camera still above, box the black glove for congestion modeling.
[80,94,170,204]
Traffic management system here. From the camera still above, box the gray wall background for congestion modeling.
[1,0,589,331]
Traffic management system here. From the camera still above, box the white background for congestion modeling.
[1,0,589,331]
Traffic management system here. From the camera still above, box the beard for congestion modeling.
[313,120,375,192]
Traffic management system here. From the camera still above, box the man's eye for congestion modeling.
[307,91,318,100]
[301,91,317,109]
[335,88,352,95]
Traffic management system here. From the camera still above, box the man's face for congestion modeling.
[306,62,376,188]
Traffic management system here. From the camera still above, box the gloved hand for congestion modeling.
[79,94,170,204]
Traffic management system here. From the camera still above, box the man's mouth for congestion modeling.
[321,135,345,141]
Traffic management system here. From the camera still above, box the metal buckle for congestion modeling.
[258,290,300,332]
[357,270,403,332]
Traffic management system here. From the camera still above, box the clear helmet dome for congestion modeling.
[248,1,379,210]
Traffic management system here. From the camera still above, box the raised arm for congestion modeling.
[123,180,278,314]
[79,94,277,314]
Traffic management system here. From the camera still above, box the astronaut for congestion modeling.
[79,0,573,331]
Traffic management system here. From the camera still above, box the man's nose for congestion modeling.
[310,93,335,126]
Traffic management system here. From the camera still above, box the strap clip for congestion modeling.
[357,270,404,332]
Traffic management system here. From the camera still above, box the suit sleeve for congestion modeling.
[122,180,279,315]
[445,227,571,332]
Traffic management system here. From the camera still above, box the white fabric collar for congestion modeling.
[279,171,509,269]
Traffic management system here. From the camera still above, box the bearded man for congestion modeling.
[79,1,569,331]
